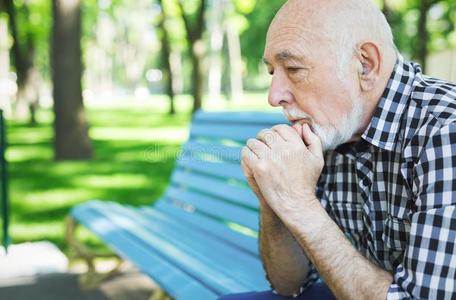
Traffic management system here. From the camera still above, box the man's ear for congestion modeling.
[356,42,381,92]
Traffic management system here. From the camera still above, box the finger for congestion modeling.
[246,138,269,158]
[272,124,302,142]
[241,145,259,166]
[241,160,265,204]
[302,123,323,156]
[256,129,279,148]
[240,159,253,178]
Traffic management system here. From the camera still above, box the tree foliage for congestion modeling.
[0,0,455,117]
[239,0,284,76]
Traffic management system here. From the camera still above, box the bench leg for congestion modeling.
[149,288,172,300]
[65,215,124,290]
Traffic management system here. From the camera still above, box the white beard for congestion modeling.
[283,100,364,152]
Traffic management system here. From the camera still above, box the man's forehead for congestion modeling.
[264,19,335,65]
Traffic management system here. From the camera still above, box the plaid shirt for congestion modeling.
[294,55,456,299]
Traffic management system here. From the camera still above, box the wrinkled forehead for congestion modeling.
[264,23,333,64]
[264,1,336,63]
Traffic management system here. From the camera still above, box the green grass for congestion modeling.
[5,92,272,255]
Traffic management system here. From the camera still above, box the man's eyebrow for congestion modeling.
[275,50,305,62]
[262,51,305,65]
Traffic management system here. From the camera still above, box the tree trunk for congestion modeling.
[3,0,27,88]
[416,0,430,72]
[207,0,224,102]
[190,46,204,113]
[158,0,175,115]
[3,0,38,121]
[170,50,184,95]
[177,0,206,113]
[225,20,243,102]
[51,0,92,160]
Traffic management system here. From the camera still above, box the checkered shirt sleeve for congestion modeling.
[387,122,456,299]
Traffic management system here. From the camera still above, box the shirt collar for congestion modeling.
[360,54,416,151]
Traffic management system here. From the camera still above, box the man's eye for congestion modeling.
[286,67,302,73]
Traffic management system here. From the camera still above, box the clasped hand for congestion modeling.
[241,123,324,217]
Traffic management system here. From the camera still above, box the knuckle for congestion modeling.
[264,133,275,144]
[246,138,256,147]
[258,129,276,144]
[273,124,290,131]
[257,128,271,138]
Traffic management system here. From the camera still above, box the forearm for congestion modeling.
[260,203,310,296]
[282,199,393,300]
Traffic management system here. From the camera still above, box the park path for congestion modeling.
[0,267,156,300]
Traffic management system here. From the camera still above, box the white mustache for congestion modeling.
[283,108,314,126]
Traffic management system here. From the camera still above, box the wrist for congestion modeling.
[281,197,332,241]
[273,194,320,221]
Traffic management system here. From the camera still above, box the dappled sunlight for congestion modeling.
[7,145,52,162]
[5,105,185,251]
[46,162,100,175]
[90,127,188,142]
[19,189,96,208]
[71,174,150,189]
[226,222,258,238]
[11,222,64,242]
[6,128,52,145]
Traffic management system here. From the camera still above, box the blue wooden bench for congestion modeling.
[68,110,287,300]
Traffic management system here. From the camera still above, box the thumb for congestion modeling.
[302,123,323,156]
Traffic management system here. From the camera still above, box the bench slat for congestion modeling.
[171,169,258,209]
[190,124,267,142]
[74,201,269,293]
[153,200,258,255]
[193,111,287,125]
[72,205,220,300]
[177,158,246,182]
[104,202,268,291]
[181,141,242,163]
[165,186,259,231]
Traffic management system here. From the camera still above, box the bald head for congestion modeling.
[267,0,397,77]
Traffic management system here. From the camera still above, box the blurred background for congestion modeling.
[0,0,455,282]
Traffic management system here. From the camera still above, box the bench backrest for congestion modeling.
[154,111,287,256]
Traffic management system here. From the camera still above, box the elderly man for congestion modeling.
[220,0,456,299]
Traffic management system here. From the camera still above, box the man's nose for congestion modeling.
[268,72,293,107]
